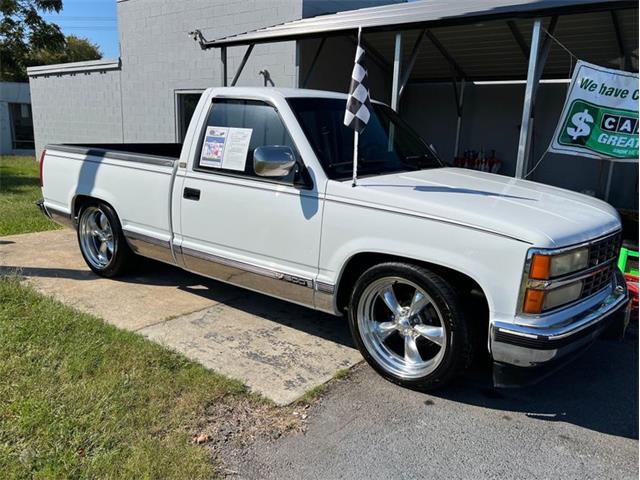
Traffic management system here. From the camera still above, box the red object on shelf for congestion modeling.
[624,273,638,307]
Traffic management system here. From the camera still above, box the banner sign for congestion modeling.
[550,60,639,162]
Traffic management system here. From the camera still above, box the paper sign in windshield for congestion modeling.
[200,126,253,171]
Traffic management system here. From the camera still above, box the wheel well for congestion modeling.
[73,195,107,218]
[335,252,490,325]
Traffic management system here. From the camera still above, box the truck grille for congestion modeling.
[582,262,616,298]
[588,232,621,268]
[582,232,621,299]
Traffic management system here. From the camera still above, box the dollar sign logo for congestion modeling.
[567,109,593,140]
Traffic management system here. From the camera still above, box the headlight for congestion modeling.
[523,281,584,314]
[542,281,583,311]
[522,246,591,314]
[530,247,589,279]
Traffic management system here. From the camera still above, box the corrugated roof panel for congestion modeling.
[201,0,635,47]
[541,12,629,73]
[366,12,639,81]
[199,0,638,81]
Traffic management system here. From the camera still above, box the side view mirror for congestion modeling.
[254,145,296,177]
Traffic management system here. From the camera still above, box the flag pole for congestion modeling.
[352,129,358,187]
[351,26,363,188]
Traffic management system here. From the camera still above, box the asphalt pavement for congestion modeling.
[225,323,639,479]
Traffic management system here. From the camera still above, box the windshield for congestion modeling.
[287,97,442,180]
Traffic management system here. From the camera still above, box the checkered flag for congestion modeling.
[344,28,371,133]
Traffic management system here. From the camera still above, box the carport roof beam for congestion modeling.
[348,35,392,74]
[398,29,427,99]
[230,44,255,86]
[610,10,631,70]
[424,29,466,80]
[507,20,530,60]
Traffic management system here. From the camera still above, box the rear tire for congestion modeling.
[348,262,472,391]
[77,201,133,278]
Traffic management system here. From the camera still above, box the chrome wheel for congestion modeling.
[79,206,115,270]
[357,276,448,379]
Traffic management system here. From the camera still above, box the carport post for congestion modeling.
[604,161,615,201]
[453,79,465,158]
[515,19,543,179]
[221,46,228,87]
[391,32,402,111]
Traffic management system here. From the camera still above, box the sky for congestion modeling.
[41,0,119,59]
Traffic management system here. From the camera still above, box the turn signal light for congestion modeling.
[530,254,551,280]
[523,289,545,314]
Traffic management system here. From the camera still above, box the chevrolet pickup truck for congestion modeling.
[38,87,628,389]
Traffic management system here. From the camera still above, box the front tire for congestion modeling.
[77,202,133,277]
[348,262,472,390]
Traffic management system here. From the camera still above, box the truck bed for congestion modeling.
[42,142,182,252]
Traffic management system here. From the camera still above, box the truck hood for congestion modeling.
[325,168,620,247]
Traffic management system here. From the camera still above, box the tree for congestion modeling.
[61,35,101,63]
[30,35,102,66]
[0,0,65,81]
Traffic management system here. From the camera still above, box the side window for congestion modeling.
[195,99,297,180]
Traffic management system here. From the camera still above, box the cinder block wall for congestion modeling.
[29,69,124,154]
[116,0,303,143]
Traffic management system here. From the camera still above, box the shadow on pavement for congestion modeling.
[0,258,355,349]
[432,324,639,439]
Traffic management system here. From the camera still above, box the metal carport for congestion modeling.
[191,0,638,183]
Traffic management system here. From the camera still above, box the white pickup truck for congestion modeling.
[38,87,628,389]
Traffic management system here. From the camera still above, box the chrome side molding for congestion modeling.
[314,281,337,314]
[179,245,337,313]
[122,230,176,265]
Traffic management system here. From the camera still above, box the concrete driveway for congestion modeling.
[226,324,639,479]
[0,229,362,405]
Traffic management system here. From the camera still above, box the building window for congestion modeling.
[9,103,35,150]
[176,91,204,142]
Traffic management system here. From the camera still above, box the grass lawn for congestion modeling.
[0,276,252,478]
[0,156,305,478]
[0,155,59,236]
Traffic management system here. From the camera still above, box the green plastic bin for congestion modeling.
[618,241,639,277]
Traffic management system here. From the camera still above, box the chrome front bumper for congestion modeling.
[490,269,629,386]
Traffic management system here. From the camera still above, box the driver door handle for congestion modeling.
[183,187,201,201]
